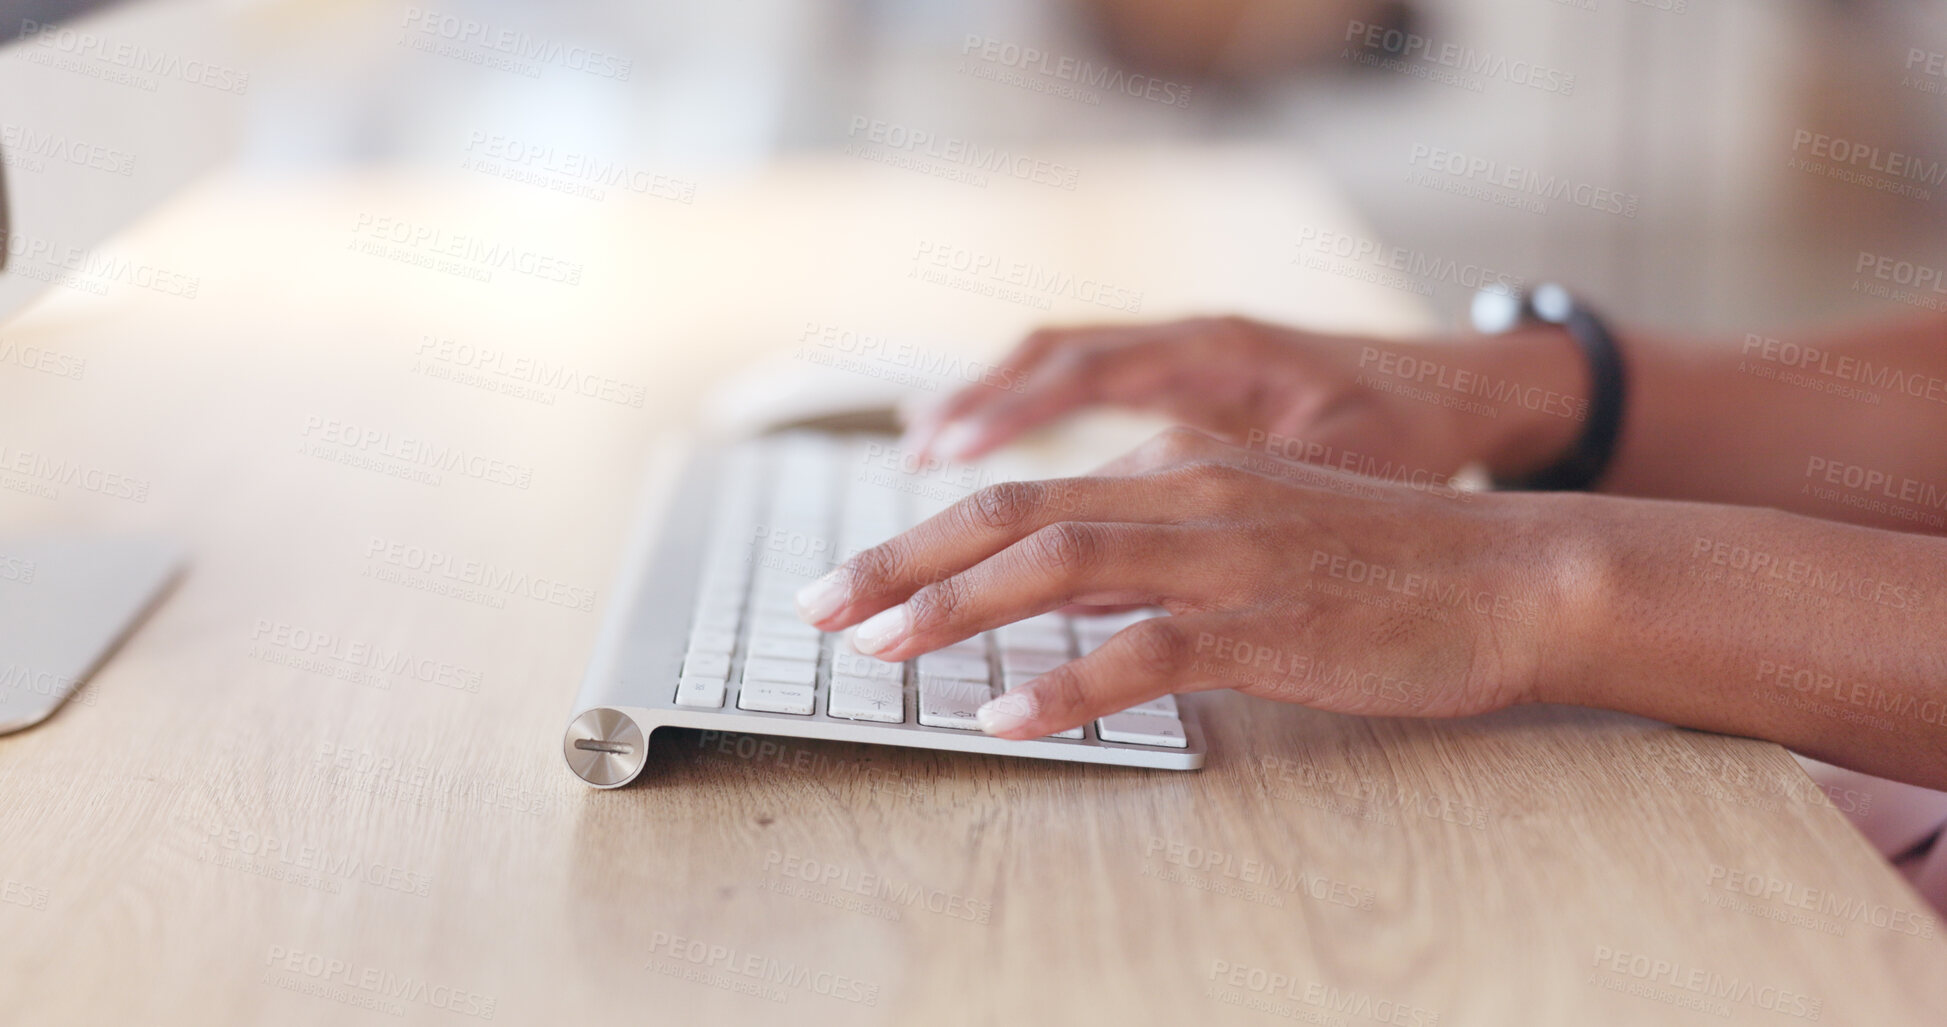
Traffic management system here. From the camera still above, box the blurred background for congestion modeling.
[13,0,1947,337]
[147,0,1947,336]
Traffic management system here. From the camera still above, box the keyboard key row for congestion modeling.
[678,651,1180,746]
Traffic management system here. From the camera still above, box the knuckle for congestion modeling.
[1026,521,1102,578]
[1178,460,1256,510]
[845,543,905,594]
[1042,477,1089,518]
[904,577,966,630]
[966,480,1045,532]
[1038,348,1102,393]
[1146,425,1216,465]
[1121,619,1187,678]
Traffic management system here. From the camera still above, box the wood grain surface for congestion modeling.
[0,149,1940,1026]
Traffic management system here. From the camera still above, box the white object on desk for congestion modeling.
[0,537,182,735]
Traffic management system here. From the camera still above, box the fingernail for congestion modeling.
[933,420,982,460]
[977,690,1037,736]
[850,605,911,654]
[794,571,848,623]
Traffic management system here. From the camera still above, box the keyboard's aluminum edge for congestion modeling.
[568,435,716,716]
[600,700,1206,780]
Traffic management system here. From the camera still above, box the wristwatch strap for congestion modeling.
[1480,285,1628,492]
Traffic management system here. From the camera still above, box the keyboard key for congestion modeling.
[738,681,815,716]
[675,675,726,709]
[1122,694,1178,718]
[688,627,738,654]
[753,583,815,608]
[692,607,742,634]
[750,614,819,639]
[1096,712,1186,748]
[844,516,900,537]
[1000,649,1065,675]
[1074,610,1161,651]
[831,650,902,681]
[694,586,747,613]
[916,652,989,681]
[749,600,810,625]
[697,577,746,601]
[742,657,816,687]
[746,635,820,662]
[754,569,813,591]
[703,563,747,588]
[680,651,730,681]
[995,622,1068,653]
[1001,668,1045,693]
[918,675,991,731]
[843,508,899,530]
[700,559,748,582]
[828,674,904,723]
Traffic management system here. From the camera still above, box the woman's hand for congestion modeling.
[899,315,1589,484]
[796,427,1596,739]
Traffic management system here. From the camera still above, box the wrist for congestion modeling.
[1517,490,1623,707]
[1469,325,1593,481]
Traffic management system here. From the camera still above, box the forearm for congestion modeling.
[1533,491,1947,788]
[1477,313,1947,534]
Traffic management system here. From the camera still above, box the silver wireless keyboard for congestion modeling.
[562,431,1206,787]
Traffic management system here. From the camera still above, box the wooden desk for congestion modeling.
[0,148,1941,1026]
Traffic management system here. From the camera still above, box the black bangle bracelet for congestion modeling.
[1492,295,1628,492]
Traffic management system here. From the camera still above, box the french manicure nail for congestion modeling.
[794,572,848,623]
[850,605,911,654]
[976,690,1037,736]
